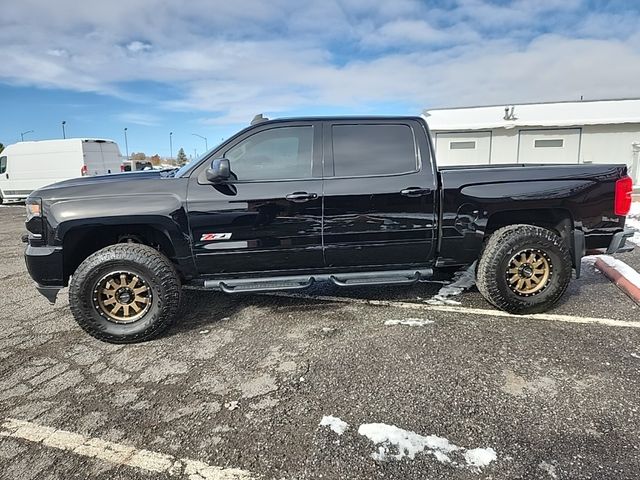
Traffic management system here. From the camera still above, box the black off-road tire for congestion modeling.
[69,244,181,343]
[476,224,572,314]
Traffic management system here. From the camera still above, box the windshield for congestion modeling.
[169,140,226,178]
[170,162,194,178]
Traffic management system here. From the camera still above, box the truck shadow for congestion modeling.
[169,280,455,336]
[168,265,624,338]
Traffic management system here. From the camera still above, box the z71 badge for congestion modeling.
[200,233,233,241]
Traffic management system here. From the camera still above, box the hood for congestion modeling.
[37,170,162,191]
[29,169,183,203]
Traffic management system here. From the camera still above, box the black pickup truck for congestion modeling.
[23,116,635,343]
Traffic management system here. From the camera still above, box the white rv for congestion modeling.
[0,139,123,203]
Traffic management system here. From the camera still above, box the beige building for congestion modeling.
[423,98,640,185]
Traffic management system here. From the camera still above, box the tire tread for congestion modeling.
[69,244,181,343]
[476,224,572,314]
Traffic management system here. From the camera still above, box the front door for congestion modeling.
[187,122,324,275]
[322,119,438,268]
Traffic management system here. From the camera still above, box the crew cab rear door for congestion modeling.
[322,119,437,267]
[187,121,324,274]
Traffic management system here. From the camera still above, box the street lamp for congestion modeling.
[62,121,66,139]
[20,130,34,141]
[169,132,173,160]
[192,133,208,151]
[123,128,129,159]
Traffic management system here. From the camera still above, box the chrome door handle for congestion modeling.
[400,187,431,197]
[286,192,318,203]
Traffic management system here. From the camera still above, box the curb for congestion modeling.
[595,258,640,306]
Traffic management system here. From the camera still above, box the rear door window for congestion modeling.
[0,156,6,174]
[331,124,417,177]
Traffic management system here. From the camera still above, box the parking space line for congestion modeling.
[265,292,640,329]
[0,418,255,479]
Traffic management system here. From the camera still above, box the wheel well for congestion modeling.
[485,209,574,243]
[63,224,177,280]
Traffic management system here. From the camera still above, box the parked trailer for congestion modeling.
[0,139,123,203]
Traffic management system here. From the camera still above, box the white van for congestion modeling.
[0,139,123,203]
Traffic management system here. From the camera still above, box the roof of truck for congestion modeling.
[423,98,640,131]
[260,115,424,123]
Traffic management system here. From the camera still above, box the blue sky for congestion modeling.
[1,0,639,156]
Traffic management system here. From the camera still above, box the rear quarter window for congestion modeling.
[331,124,417,177]
[0,156,6,174]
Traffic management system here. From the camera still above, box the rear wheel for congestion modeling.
[476,225,572,314]
[69,244,181,343]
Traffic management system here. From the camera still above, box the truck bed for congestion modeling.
[436,163,629,267]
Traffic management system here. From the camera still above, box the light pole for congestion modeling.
[20,130,34,141]
[123,128,129,159]
[169,132,173,160]
[61,121,67,139]
[192,133,208,151]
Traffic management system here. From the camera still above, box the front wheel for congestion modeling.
[69,244,181,343]
[476,225,572,314]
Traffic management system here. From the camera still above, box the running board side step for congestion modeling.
[203,269,433,293]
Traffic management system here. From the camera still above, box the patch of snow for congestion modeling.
[427,262,476,305]
[384,318,434,327]
[358,422,496,470]
[426,297,462,306]
[582,254,640,289]
[320,415,349,435]
[224,401,239,411]
[358,423,458,462]
[464,447,498,468]
[539,460,558,479]
[626,216,640,246]
[596,255,640,289]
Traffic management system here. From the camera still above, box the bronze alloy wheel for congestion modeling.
[93,271,153,323]
[506,249,552,297]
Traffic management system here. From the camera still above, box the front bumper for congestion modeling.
[606,229,636,255]
[24,243,65,304]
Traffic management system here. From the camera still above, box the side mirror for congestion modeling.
[205,158,231,183]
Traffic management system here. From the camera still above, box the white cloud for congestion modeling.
[0,0,639,124]
[116,112,162,126]
[126,41,152,53]
[47,48,69,57]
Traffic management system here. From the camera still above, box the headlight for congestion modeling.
[26,197,43,221]
[25,197,45,242]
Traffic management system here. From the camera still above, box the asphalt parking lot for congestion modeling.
[1,204,640,480]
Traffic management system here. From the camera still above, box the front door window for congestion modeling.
[225,126,313,181]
